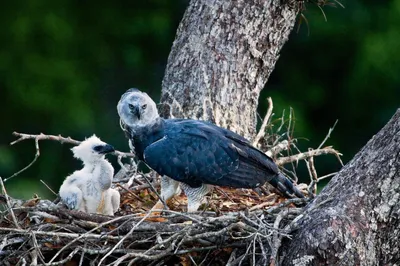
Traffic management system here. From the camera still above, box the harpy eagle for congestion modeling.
[59,135,120,216]
[117,88,304,212]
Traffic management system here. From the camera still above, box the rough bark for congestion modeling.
[281,109,400,266]
[161,0,299,139]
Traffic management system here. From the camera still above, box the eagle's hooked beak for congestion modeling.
[128,103,141,119]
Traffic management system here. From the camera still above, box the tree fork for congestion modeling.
[161,0,299,139]
[281,109,400,265]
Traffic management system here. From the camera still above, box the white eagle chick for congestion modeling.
[59,135,120,216]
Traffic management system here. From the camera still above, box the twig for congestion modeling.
[257,235,268,265]
[265,198,307,214]
[318,172,337,181]
[0,176,20,228]
[43,248,80,266]
[40,180,57,196]
[48,213,140,263]
[265,140,289,158]
[226,248,237,266]
[238,241,252,266]
[275,146,342,166]
[276,109,286,134]
[98,210,155,265]
[270,209,301,266]
[305,155,318,195]
[142,173,167,208]
[30,231,45,264]
[248,195,278,212]
[253,97,273,146]
[318,120,338,149]
[0,227,121,240]
[4,137,40,182]
[159,209,210,226]
[79,244,86,266]
[7,132,135,182]
[116,184,144,202]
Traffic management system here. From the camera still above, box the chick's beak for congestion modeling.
[98,144,115,154]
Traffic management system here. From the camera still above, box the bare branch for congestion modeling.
[266,140,289,157]
[4,137,40,182]
[6,132,135,182]
[11,132,134,158]
[253,97,273,146]
[275,146,342,166]
[318,120,338,149]
[305,155,318,195]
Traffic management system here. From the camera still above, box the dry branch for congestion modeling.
[275,146,342,166]
[253,97,274,147]
[5,132,135,183]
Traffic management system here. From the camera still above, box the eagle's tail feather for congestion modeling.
[269,174,304,198]
[219,163,269,188]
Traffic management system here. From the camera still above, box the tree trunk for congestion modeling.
[161,0,299,139]
[162,1,400,265]
[281,109,400,265]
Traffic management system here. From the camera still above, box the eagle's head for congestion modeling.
[71,135,115,163]
[117,88,159,128]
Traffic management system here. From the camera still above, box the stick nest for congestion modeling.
[0,171,309,266]
[0,101,342,265]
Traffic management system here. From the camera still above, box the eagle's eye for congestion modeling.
[141,104,147,110]
[128,103,134,110]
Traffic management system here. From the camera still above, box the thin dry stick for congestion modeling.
[0,176,20,229]
[79,245,85,266]
[253,97,273,146]
[248,195,278,212]
[0,227,121,240]
[270,209,302,266]
[276,109,286,134]
[98,210,155,265]
[305,155,318,195]
[318,172,337,181]
[48,213,140,263]
[275,147,342,166]
[265,140,289,157]
[30,231,45,264]
[4,137,40,183]
[116,184,144,202]
[142,173,167,208]
[40,180,57,196]
[318,120,338,149]
[43,248,80,266]
[6,132,135,183]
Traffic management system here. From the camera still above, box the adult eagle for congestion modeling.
[117,88,304,212]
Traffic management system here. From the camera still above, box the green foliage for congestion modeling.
[1,1,399,198]
[261,0,399,178]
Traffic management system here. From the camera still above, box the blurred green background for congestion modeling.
[0,1,398,199]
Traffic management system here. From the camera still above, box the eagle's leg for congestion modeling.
[152,176,181,211]
[181,183,213,212]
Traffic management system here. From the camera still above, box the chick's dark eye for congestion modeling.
[128,104,134,110]
[141,104,147,110]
